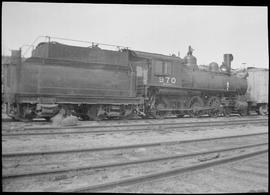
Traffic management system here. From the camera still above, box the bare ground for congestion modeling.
[105,152,268,193]
[2,123,267,154]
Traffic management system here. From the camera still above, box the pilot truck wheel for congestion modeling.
[259,104,268,115]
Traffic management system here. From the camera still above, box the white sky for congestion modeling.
[2,2,269,69]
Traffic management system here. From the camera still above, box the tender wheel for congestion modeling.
[209,110,219,117]
[44,117,51,122]
[176,114,185,118]
[239,109,248,116]
[14,104,35,121]
[87,105,99,120]
[223,107,231,117]
[154,111,166,119]
[259,104,268,115]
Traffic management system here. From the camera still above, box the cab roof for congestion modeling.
[129,50,184,63]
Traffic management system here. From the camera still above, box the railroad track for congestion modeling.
[2,132,268,179]
[3,136,268,192]
[2,118,268,136]
[68,148,268,192]
[1,113,266,123]
[3,142,268,179]
[3,116,268,191]
[2,132,267,157]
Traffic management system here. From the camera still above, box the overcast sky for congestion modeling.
[2,2,268,69]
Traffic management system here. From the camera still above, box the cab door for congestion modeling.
[133,60,149,96]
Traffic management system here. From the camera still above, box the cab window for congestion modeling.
[155,61,163,75]
[164,62,172,74]
[154,60,172,75]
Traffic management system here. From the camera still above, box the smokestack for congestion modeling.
[223,54,233,74]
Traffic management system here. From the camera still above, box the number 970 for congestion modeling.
[159,77,176,84]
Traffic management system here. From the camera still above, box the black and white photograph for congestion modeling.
[2,2,268,192]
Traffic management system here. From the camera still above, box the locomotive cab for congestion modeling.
[129,50,184,90]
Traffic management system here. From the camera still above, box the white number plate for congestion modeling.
[159,77,176,84]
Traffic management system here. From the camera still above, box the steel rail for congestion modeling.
[1,115,266,123]
[2,117,267,131]
[2,119,268,137]
[2,142,267,179]
[2,132,268,157]
[66,148,268,192]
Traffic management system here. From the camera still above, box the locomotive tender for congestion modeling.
[3,38,250,121]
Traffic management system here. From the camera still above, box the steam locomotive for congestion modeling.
[3,38,250,121]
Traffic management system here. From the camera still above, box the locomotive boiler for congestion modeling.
[2,37,249,121]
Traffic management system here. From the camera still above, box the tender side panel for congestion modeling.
[2,63,17,103]
[18,62,39,94]
[15,58,139,104]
